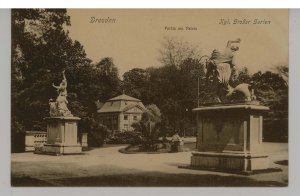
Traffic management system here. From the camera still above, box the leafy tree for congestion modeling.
[132,104,162,150]
[145,58,203,135]
[67,57,121,118]
[11,9,84,133]
[11,9,121,151]
[231,66,288,142]
[123,37,204,136]
[93,57,121,102]
[122,68,151,103]
[273,65,288,86]
[79,117,108,147]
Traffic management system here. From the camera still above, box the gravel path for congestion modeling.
[11,142,288,187]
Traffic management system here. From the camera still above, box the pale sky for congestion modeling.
[66,9,288,76]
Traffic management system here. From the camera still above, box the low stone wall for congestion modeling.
[25,131,47,152]
[25,131,88,152]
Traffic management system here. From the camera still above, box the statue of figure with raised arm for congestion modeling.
[200,39,254,103]
[49,70,72,117]
[52,70,67,96]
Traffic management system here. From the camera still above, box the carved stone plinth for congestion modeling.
[37,116,82,155]
[191,104,270,173]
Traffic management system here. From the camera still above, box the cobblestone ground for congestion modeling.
[11,142,288,187]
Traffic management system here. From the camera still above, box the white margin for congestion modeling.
[0,0,300,9]
[1,8,300,196]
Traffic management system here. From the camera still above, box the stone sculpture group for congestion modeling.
[191,39,270,173]
[49,70,72,117]
[201,38,256,104]
[40,70,82,155]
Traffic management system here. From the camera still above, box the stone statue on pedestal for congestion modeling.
[49,70,73,117]
[39,70,81,155]
[191,39,270,173]
[200,39,256,104]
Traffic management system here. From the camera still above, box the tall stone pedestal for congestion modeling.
[191,104,269,173]
[40,117,82,155]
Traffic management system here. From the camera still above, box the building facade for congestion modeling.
[96,94,146,133]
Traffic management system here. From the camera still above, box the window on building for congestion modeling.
[113,116,118,125]
[124,115,128,120]
[133,116,137,120]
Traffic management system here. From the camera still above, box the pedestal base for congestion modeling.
[41,144,82,155]
[36,116,82,155]
[191,104,271,173]
[191,151,269,172]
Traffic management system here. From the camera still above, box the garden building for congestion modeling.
[96,93,146,133]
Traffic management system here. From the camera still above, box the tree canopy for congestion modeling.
[11,9,121,148]
[11,9,288,150]
[124,37,288,139]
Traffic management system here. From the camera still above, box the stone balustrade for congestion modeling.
[25,131,47,152]
[25,131,88,152]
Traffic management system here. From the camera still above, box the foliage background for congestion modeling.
[11,9,288,152]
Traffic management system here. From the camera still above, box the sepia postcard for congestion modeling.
[10,9,289,187]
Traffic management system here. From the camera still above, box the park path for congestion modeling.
[11,142,288,186]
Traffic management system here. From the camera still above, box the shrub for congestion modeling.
[131,104,163,151]
[79,117,108,147]
[263,119,288,142]
[11,120,26,153]
[88,123,108,147]
[107,131,143,145]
